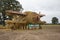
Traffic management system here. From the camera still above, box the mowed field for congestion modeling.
[0,25,60,40]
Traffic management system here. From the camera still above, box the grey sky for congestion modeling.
[17,0,60,23]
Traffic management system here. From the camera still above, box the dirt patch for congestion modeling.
[0,25,60,40]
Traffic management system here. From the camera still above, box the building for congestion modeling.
[5,10,45,29]
[24,11,45,29]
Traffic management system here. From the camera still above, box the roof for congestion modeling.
[5,20,27,24]
[33,12,45,17]
[24,11,45,17]
[39,14,45,17]
[5,10,26,16]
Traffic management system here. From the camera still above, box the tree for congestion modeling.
[0,0,23,25]
[0,0,23,11]
[52,17,59,24]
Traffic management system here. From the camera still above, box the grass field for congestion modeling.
[0,25,60,40]
[41,25,60,29]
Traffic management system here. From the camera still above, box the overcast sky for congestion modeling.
[17,0,60,23]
